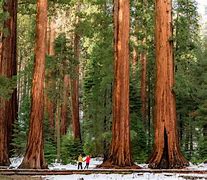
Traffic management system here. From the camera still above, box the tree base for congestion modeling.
[19,160,48,169]
[148,156,189,169]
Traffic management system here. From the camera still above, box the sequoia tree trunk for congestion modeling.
[19,0,47,169]
[140,39,147,129]
[60,75,70,135]
[71,30,81,141]
[148,0,189,169]
[99,0,138,168]
[0,32,2,61]
[0,0,18,165]
[45,20,55,129]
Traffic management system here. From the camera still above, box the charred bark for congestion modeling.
[19,0,48,169]
[148,0,189,169]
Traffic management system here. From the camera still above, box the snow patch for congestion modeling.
[9,157,23,169]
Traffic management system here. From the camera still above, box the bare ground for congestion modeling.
[0,175,43,180]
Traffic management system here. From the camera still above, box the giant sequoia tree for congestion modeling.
[0,0,17,165]
[99,0,137,168]
[148,0,189,169]
[19,0,47,169]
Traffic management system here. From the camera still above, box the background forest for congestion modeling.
[0,0,207,167]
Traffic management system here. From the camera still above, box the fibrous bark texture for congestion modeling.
[45,20,55,129]
[19,0,48,169]
[148,0,189,169]
[60,75,70,135]
[140,39,147,129]
[71,32,81,141]
[99,0,138,168]
[0,0,18,165]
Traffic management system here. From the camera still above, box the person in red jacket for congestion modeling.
[84,155,91,169]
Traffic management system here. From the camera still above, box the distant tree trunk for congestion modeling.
[56,100,61,162]
[0,32,2,61]
[60,75,70,135]
[71,30,81,140]
[0,0,18,165]
[19,0,47,169]
[140,0,148,130]
[99,0,138,168]
[132,47,138,75]
[45,20,55,129]
[148,0,189,169]
[140,39,147,129]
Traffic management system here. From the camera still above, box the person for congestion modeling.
[84,155,91,169]
[77,154,83,169]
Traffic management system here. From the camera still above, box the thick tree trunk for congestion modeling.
[99,0,138,168]
[71,31,81,140]
[148,0,189,169]
[0,0,18,165]
[60,75,70,135]
[19,0,47,169]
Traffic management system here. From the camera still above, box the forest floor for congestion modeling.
[0,157,207,180]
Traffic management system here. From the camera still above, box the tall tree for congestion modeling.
[60,74,70,135]
[0,0,18,165]
[148,0,189,169]
[45,19,55,129]
[71,10,81,140]
[100,0,137,168]
[19,0,47,169]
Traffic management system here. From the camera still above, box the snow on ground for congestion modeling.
[9,157,23,169]
[43,173,207,180]
[43,173,183,180]
[48,157,103,170]
[8,157,207,180]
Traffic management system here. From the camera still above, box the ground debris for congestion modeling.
[0,175,43,180]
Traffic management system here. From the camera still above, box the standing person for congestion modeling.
[84,155,91,169]
[77,154,83,169]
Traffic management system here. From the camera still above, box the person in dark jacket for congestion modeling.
[77,154,83,169]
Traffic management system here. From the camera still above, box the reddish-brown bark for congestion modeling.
[0,32,2,61]
[0,0,18,165]
[60,75,70,135]
[99,0,138,168]
[19,0,48,169]
[45,20,55,129]
[140,39,147,129]
[148,0,189,169]
[71,32,81,140]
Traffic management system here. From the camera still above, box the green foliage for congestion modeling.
[45,33,77,101]
[81,0,113,158]
[44,118,57,164]
[11,95,31,156]
[83,133,96,156]
[0,76,17,99]
[61,132,83,164]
